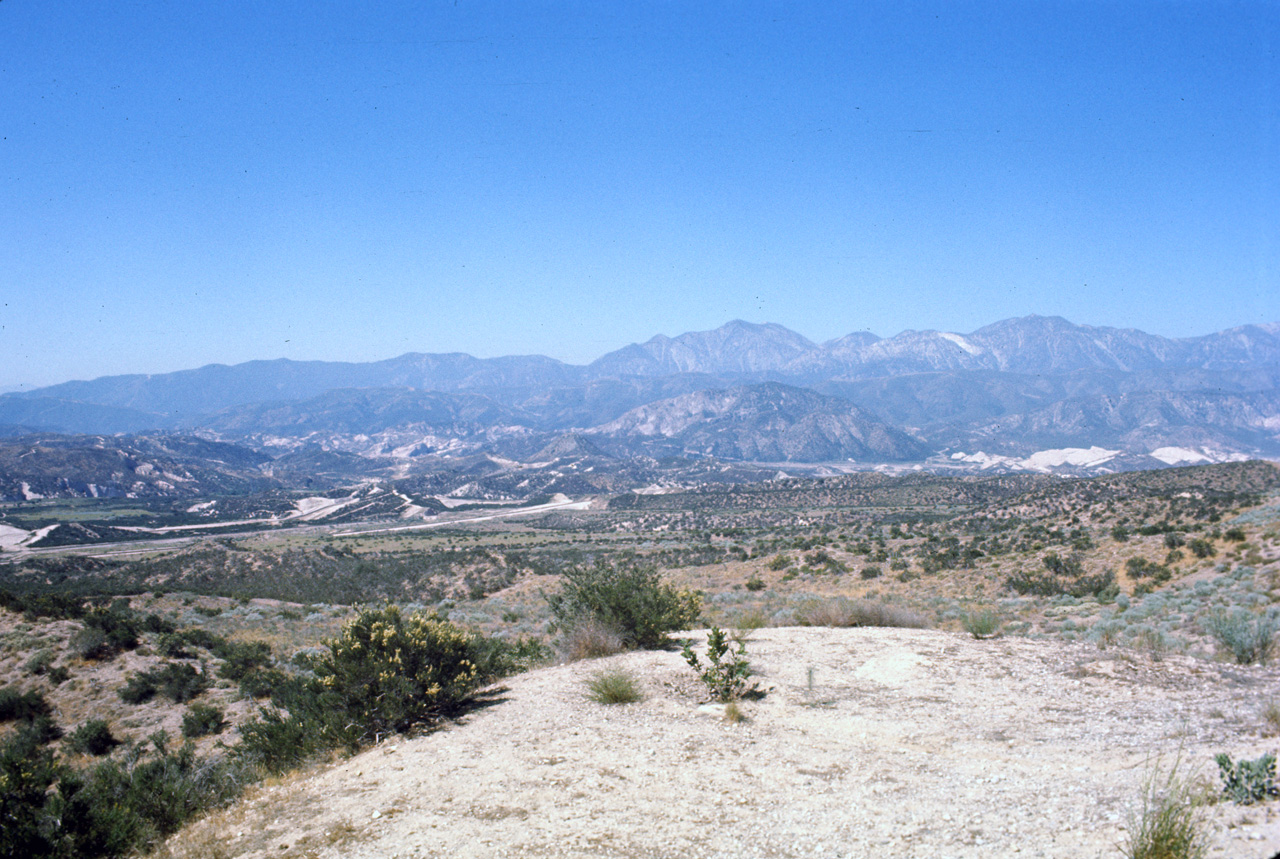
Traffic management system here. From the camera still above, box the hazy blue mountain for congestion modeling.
[0,434,274,501]
[586,320,816,378]
[589,382,929,462]
[2,315,1277,470]
[199,387,530,436]
[9,353,582,419]
[942,389,1280,454]
[0,396,179,435]
[514,374,730,429]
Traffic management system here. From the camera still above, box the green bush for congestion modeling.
[1202,609,1279,665]
[238,667,289,699]
[1007,554,1116,599]
[744,576,766,592]
[66,720,121,757]
[0,686,52,723]
[548,559,702,649]
[1216,752,1278,804]
[77,604,143,659]
[216,640,272,681]
[585,669,643,705]
[0,735,63,859]
[181,703,226,739]
[24,649,55,677]
[238,605,539,773]
[1188,538,1216,559]
[119,663,209,705]
[52,740,246,857]
[962,608,1001,639]
[313,604,481,743]
[682,627,753,702]
[235,706,328,774]
[13,714,63,747]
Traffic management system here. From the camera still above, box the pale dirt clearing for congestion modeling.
[165,628,1280,859]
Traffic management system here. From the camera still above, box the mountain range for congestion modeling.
[2,315,1278,496]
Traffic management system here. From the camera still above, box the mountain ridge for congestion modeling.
[2,315,1277,471]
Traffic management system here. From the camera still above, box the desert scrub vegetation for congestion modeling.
[236,603,541,772]
[65,719,122,757]
[0,729,247,859]
[548,559,701,650]
[682,626,753,702]
[1215,752,1279,804]
[557,617,625,661]
[119,662,209,705]
[1123,757,1208,859]
[795,597,928,629]
[585,668,644,705]
[961,607,1001,639]
[181,703,226,739]
[1201,608,1279,665]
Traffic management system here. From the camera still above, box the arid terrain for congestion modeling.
[159,626,1280,859]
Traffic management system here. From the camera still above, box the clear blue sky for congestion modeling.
[2,1,1277,389]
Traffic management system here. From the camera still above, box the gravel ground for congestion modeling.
[164,627,1280,859]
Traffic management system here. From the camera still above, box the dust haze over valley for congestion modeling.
[4,2,1280,858]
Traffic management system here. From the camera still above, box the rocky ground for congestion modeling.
[161,627,1280,859]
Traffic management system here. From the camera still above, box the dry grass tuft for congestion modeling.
[558,619,625,661]
[797,597,928,629]
[585,668,644,705]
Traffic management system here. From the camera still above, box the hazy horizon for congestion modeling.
[3,3,1277,389]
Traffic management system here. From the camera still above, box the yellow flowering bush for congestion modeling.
[314,605,480,742]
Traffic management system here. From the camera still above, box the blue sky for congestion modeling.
[2,1,1277,389]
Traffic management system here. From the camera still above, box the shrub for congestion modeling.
[548,559,702,649]
[767,554,792,571]
[1123,758,1207,859]
[797,597,928,629]
[24,649,55,677]
[744,576,766,592]
[1202,609,1279,665]
[0,686,52,722]
[1006,558,1116,600]
[585,669,643,705]
[238,667,289,699]
[682,627,752,702]
[557,617,626,661]
[54,739,246,857]
[67,719,121,756]
[14,714,63,747]
[468,635,552,681]
[1224,527,1247,542]
[120,663,209,705]
[1216,752,1279,804]
[69,627,114,661]
[313,604,480,743]
[1111,524,1131,542]
[217,640,273,681]
[181,703,226,739]
[1188,538,1216,559]
[962,608,1001,639]
[78,605,143,658]
[1164,532,1186,549]
[859,565,882,580]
